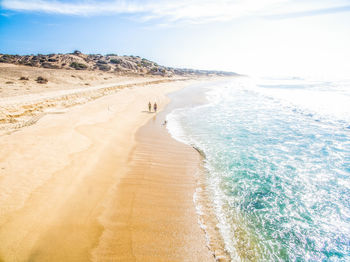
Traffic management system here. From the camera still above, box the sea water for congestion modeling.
[166,77,350,261]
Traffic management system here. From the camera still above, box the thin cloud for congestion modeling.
[0,12,12,17]
[0,0,145,16]
[265,5,350,19]
[1,0,349,23]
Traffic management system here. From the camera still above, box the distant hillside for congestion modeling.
[0,51,238,77]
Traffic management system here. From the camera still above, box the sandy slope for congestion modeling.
[0,79,214,261]
[0,63,167,97]
[0,64,186,135]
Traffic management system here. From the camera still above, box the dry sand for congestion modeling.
[0,63,186,135]
[0,78,215,261]
[0,63,173,97]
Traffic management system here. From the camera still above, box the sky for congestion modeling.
[0,0,350,78]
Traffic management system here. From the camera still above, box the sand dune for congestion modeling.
[0,63,187,135]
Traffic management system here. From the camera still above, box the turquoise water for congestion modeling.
[167,77,350,261]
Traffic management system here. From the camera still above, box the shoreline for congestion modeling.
[165,82,232,261]
[0,77,229,261]
[91,85,215,261]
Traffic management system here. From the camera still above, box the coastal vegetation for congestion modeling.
[0,52,238,77]
[36,76,48,84]
[70,62,88,70]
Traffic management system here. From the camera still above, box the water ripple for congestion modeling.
[167,78,350,261]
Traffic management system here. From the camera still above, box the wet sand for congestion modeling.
[91,94,214,261]
[0,79,215,261]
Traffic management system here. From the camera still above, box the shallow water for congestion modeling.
[167,77,350,261]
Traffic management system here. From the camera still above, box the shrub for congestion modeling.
[36,76,48,84]
[97,60,107,64]
[25,62,37,66]
[42,62,59,69]
[98,64,111,71]
[19,76,29,80]
[106,53,118,56]
[0,55,14,63]
[70,62,88,70]
[110,59,121,64]
[141,61,151,67]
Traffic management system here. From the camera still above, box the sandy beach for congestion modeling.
[2,2,348,260]
[0,78,215,261]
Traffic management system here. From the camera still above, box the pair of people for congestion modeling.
[148,102,157,112]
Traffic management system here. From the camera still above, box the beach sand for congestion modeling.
[0,63,177,98]
[0,79,215,261]
[0,63,186,136]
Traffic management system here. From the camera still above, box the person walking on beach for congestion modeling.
[148,101,151,112]
[153,102,157,112]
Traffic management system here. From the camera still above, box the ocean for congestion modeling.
[166,77,350,261]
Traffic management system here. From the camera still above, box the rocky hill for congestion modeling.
[0,51,238,77]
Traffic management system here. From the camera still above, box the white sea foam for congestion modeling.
[253,77,350,126]
[166,77,350,261]
[166,108,191,145]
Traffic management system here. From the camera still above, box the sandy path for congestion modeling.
[0,80,214,261]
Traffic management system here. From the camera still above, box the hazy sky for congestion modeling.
[1,0,350,77]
